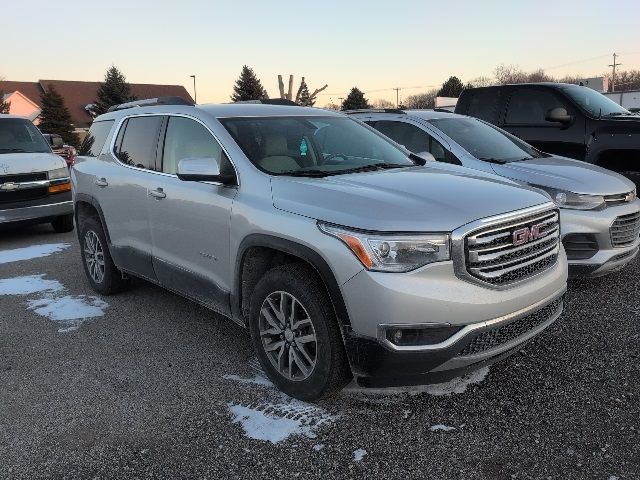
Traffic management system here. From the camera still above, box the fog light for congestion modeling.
[385,325,463,347]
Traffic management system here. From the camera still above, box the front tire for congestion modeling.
[52,214,74,233]
[78,216,129,295]
[249,264,351,401]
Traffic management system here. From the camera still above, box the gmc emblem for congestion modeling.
[512,224,548,246]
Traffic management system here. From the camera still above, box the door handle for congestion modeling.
[94,178,108,188]
[148,188,166,199]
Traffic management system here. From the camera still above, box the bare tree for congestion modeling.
[277,75,328,104]
[372,98,396,109]
[605,70,640,92]
[404,89,438,109]
[466,76,494,88]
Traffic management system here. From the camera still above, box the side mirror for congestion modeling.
[545,107,573,124]
[415,151,437,163]
[176,157,235,184]
[52,135,64,148]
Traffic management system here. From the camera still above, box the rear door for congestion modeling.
[148,115,238,314]
[502,87,586,159]
[92,115,163,280]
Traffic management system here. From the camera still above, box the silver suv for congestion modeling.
[349,109,640,278]
[0,115,74,232]
[71,99,568,400]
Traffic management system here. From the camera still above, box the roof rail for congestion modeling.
[432,108,454,113]
[232,99,300,106]
[343,109,406,114]
[107,96,194,112]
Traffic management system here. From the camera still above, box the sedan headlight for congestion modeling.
[318,223,450,272]
[48,167,70,180]
[534,185,605,210]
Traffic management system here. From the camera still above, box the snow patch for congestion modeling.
[27,295,108,332]
[313,444,325,451]
[0,275,64,295]
[353,448,367,461]
[0,243,70,264]
[228,398,338,443]
[430,424,456,432]
[222,373,274,388]
[343,367,490,397]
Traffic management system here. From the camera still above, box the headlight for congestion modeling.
[318,223,450,272]
[48,167,70,180]
[534,185,605,210]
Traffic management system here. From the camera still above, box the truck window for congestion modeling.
[114,116,163,171]
[467,90,500,123]
[505,89,566,125]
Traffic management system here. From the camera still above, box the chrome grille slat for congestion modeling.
[610,212,640,247]
[465,208,560,286]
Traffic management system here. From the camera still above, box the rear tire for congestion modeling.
[51,214,74,233]
[249,263,351,401]
[78,216,129,295]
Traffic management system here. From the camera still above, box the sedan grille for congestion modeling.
[457,297,563,356]
[610,211,640,247]
[465,209,560,286]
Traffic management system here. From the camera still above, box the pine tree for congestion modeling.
[297,78,313,106]
[38,86,80,147]
[231,65,269,102]
[437,76,464,98]
[93,66,136,115]
[0,90,10,114]
[341,87,369,110]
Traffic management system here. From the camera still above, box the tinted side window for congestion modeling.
[114,116,163,170]
[467,90,500,123]
[79,120,114,157]
[161,116,234,176]
[505,89,566,125]
[373,120,447,161]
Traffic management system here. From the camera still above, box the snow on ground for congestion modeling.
[353,448,367,461]
[0,275,64,295]
[27,295,108,333]
[222,373,274,388]
[430,424,457,432]
[228,399,338,443]
[0,243,70,264]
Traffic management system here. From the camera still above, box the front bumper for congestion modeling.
[346,289,565,388]
[0,192,73,225]
[560,200,640,278]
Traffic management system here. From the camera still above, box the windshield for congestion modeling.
[220,116,413,176]
[0,118,51,154]
[427,117,542,163]
[561,85,630,117]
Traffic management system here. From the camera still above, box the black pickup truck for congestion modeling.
[455,83,640,186]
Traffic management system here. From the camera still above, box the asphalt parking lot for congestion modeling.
[0,225,638,480]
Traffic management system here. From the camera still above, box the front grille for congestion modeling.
[465,209,560,286]
[563,233,598,260]
[0,187,48,204]
[457,298,562,356]
[0,172,47,183]
[610,211,640,247]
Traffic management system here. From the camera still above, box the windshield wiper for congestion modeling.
[279,169,330,177]
[0,148,27,153]
[335,163,409,174]
[478,157,507,164]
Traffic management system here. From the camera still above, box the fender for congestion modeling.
[586,123,640,165]
[233,234,352,331]
[74,192,112,244]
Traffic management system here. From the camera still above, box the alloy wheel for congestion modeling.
[84,230,105,284]
[259,291,318,381]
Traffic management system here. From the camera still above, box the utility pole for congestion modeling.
[393,87,401,107]
[190,75,197,103]
[609,53,622,92]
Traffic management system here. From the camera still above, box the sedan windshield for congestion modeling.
[0,118,51,154]
[561,85,630,117]
[220,116,413,176]
[427,117,543,163]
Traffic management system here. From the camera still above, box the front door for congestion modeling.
[147,115,238,314]
[501,87,586,160]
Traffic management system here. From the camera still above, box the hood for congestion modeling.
[0,152,66,176]
[271,166,551,232]
[491,156,635,196]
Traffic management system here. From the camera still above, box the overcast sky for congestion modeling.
[4,0,639,105]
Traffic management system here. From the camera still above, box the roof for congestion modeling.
[348,109,462,121]
[0,81,42,105]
